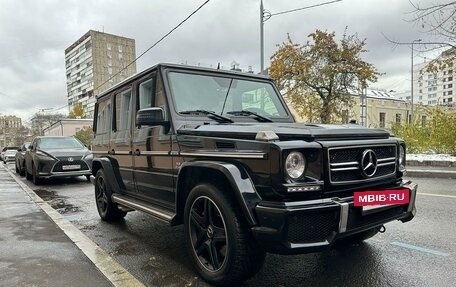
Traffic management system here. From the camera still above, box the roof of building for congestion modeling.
[347,88,406,101]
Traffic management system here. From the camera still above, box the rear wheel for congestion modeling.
[95,169,127,221]
[184,183,265,285]
[15,161,20,173]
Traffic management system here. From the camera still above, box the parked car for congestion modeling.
[91,63,417,285]
[15,142,31,176]
[24,136,93,185]
[3,149,17,163]
[1,146,18,162]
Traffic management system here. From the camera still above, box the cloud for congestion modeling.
[0,0,442,122]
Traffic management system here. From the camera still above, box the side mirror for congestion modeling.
[136,107,168,127]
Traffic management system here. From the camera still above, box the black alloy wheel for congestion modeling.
[15,160,20,173]
[189,195,228,272]
[94,169,126,221]
[184,183,265,285]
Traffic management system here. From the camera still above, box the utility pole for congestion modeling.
[410,39,422,122]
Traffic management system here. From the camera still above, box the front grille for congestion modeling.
[287,210,338,243]
[328,145,396,184]
[52,160,89,172]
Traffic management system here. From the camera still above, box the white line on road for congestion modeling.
[417,193,456,198]
[391,241,449,257]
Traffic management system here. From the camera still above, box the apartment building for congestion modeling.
[65,30,136,118]
[0,115,22,147]
[413,48,455,106]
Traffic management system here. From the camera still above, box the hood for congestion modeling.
[177,122,391,141]
[39,148,91,158]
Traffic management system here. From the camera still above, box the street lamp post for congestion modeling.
[410,39,422,122]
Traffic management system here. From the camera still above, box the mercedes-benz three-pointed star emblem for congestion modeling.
[360,149,378,178]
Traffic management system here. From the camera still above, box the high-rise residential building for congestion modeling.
[413,48,455,106]
[65,30,136,117]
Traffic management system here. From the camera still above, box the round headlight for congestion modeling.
[285,151,306,180]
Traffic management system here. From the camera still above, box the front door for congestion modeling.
[132,72,174,209]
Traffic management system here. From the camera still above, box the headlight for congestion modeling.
[36,150,54,160]
[285,151,306,180]
[398,145,406,170]
[83,153,93,160]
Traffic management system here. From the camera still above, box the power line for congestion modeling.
[269,0,343,17]
[51,0,211,113]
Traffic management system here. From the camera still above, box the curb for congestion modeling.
[406,168,456,179]
[407,160,456,168]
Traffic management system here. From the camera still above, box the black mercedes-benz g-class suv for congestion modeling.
[92,63,417,285]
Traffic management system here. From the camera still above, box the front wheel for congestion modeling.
[94,169,127,221]
[32,163,42,185]
[184,183,265,285]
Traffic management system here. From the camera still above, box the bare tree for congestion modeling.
[410,1,456,41]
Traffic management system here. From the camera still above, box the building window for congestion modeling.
[448,91,453,96]
[421,115,427,127]
[449,84,453,88]
[379,112,386,128]
[396,113,401,123]
[118,45,123,52]
[107,43,112,50]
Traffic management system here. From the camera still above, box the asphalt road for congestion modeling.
[5,162,456,287]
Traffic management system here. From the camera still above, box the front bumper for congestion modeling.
[252,180,417,254]
[36,157,92,179]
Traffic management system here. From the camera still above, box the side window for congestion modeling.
[119,89,132,131]
[95,99,111,134]
[138,78,155,110]
[115,89,132,143]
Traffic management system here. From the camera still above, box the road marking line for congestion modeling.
[5,166,146,287]
[417,193,456,198]
[391,241,449,257]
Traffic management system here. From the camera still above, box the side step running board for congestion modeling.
[112,194,175,224]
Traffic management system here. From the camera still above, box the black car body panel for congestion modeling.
[92,64,417,261]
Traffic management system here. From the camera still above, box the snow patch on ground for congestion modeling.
[407,154,456,162]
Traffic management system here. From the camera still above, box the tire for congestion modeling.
[32,163,42,185]
[15,161,20,173]
[334,228,379,248]
[94,169,127,221]
[184,183,265,285]
[25,163,32,180]
[19,162,25,177]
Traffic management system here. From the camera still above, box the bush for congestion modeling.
[391,106,456,155]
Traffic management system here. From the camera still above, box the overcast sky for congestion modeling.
[0,0,447,122]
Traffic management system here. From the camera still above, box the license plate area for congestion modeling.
[62,164,81,170]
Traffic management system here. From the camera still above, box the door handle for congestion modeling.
[134,149,141,156]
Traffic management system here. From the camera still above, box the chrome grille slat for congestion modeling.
[328,144,397,184]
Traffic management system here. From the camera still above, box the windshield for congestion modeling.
[168,72,289,119]
[37,137,84,149]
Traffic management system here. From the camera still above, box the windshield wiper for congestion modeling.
[180,110,234,123]
[226,110,273,122]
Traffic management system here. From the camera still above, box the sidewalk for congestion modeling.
[0,165,145,287]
